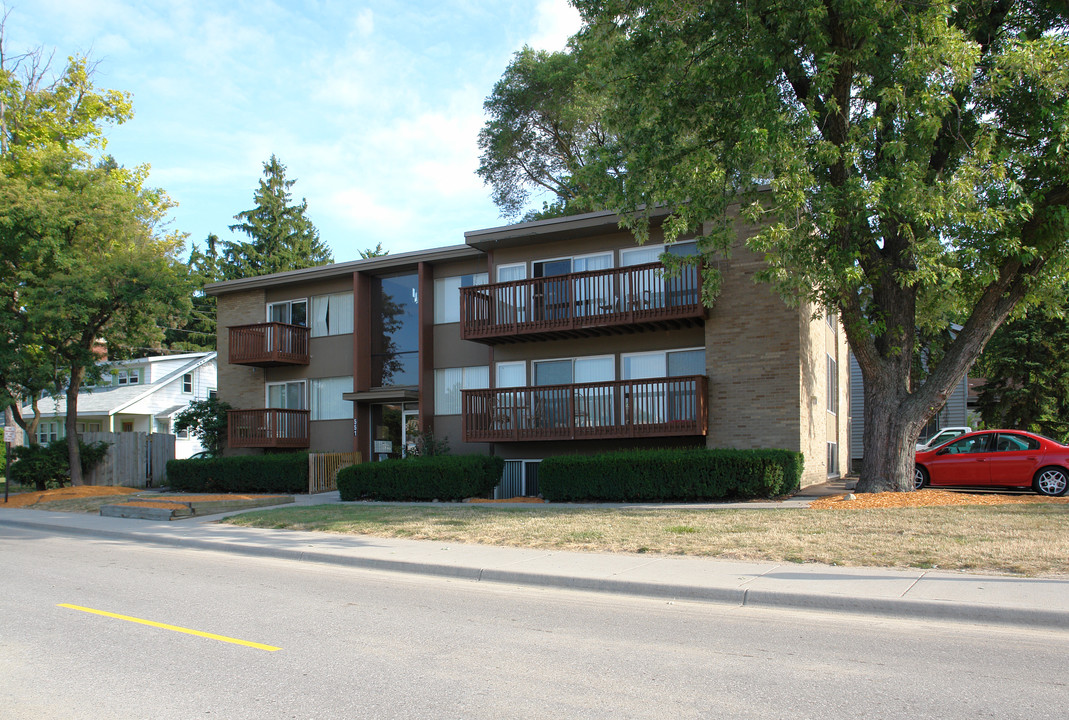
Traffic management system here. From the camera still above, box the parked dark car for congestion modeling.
[914,430,1069,496]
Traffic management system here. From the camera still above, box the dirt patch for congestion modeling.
[114,501,191,510]
[811,489,1069,509]
[0,486,139,509]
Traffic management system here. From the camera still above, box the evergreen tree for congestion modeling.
[224,155,332,278]
[164,234,221,352]
[976,306,1069,443]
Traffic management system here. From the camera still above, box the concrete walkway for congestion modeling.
[2,484,1066,630]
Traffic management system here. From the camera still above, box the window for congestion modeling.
[155,419,170,434]
[827,442,839,477]
[116,369,141,386]
[496,361,526,388]
[434,366,489,415]
[311,292,354,337]
[267,381,306,410]
[622,348,705,380]
[622,348,706,424]
[371,273,420,386]
[121,421,134,432]
[176,427,190,440]
[532,356,614,428]
[827,354,838,414]
[36,422,60,444]
[310,376,354,420]
[434,274,488,324]
[943,434,991,455]
[993,433,1041,452]
[77,422,102,433]
[267,299,308,326]
[207,389,217,400]
[182,373,194,394]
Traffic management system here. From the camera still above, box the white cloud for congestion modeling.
[527,0,582,51]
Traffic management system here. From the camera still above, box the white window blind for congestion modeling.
[310,292,354,337]
[434,366,489,415]
[310,376,353,420]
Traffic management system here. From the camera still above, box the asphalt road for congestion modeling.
[2,524,1066,719]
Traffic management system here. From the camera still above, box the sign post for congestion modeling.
[3,424,14,503]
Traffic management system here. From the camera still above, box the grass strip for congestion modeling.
[221,503,1069,577]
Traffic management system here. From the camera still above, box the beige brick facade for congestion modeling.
[207,208,851,486]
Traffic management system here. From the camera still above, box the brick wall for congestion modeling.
[215,289,267,452]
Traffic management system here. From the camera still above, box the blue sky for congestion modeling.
[8,0,582,260]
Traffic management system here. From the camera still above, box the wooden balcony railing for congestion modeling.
[460,262,705,343]
[228,322,310,367]
[462,375,707,443]
[227,409,310,448]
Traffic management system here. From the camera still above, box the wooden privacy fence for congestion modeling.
[81,432,175,488]
[309,452,361,494]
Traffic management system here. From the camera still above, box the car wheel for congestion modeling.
[913,465,929,491]
[1033,467,1068,497]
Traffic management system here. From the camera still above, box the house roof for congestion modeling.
[203,244,482,296]
[22,352,216,419]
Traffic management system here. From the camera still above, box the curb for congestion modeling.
[2,515,1064,630]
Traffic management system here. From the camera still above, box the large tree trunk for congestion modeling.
[66,367,84,486]
[856,381,928,493]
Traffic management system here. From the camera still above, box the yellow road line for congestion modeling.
[57,604,281,652]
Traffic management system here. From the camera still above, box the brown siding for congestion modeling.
[310,419,355,453]
[216,289,268,455]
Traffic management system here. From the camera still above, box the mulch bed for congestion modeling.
[811,489,1069,509]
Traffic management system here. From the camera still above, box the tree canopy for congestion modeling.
[546,0,1069,491]
[224,154,332,278]
[0,32,190,483]
[477,45,611,221]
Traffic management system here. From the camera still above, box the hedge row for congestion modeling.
[538,448,803,502]
[166,453,308,494]
[337,454,504,501]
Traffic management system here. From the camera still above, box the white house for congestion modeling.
[22,352,218,459]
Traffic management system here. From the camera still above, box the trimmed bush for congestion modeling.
[538,448,803,502]
[10,439,111,491]
[166,453,308,494]
[337,454,505,501]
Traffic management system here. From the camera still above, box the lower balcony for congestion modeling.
[228,409,310,449]
[462,376,707,443]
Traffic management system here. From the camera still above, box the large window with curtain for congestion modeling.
[310,292,354,337]
[310,376,353,420]
[434,366,489,415]
[434,273,488,324]
[622,348,705,424]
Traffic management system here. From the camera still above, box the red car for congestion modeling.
[914,430,1069,496]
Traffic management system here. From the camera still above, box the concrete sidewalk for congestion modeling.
[2,493,1066,630]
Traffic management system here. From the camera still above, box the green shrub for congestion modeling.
[337,455,505,501]
[538,448,803,502]
[10,439,111,491]
[166,453,308,494]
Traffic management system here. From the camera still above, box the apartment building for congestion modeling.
[206,207,849,492]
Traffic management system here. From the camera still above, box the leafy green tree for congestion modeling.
[477,46,610,221]
[0,35,191,484]
[224,155,332,278]
[975,306,1069,442]
[173,397,232,456]
[567,0,1069,491]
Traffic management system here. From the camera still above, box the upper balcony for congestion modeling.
[459,262,705,344]
[228,322,310,367]
[227,408,310,449]
[462,375,708,443]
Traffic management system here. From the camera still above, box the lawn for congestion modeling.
[221,495,1069,577]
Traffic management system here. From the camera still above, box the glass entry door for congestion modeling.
[371,402,419,461]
